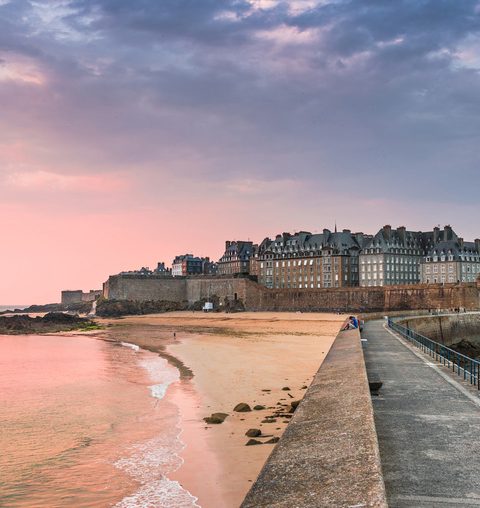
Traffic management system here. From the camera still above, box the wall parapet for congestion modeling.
[241,327,387,508]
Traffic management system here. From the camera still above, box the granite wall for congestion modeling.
[102,274,480,313]
[103,274,188,302]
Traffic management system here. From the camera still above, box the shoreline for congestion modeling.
[94,311,345,507]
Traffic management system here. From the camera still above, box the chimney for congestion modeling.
[225,241,231,250]
[323,228,331,236]
[458,237,464,249]
[383,225,392,241]
[397,226,406,244]
[443,225,453,241]
[433,226,440,244]
[342,229,351,234]
[475,239,480,253]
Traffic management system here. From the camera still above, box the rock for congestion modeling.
[287,393,294,398]
[290,400,301,411]
[261,389,271,392]
[265,437,280,444]
[245,428,261,437]
[261,418,277,423]
[203,416,223,424]
[234,403,252,412]
[253,405,266,410]
[301,385,308,389]
[245,439,262,446]
[282,387,290,391]
[203,412,228,424]
[212,412,228,421]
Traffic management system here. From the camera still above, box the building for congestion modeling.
[359,225,435,287]
[61,289,102,305]
[420,226,480,284]
[250,229,369,289]
[154,262,171,274]
[217,241,254,275]
[172,254,213,276]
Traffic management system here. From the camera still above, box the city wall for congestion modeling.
[245,280,480,313]
[61,289,102,305]
[103,274,188,302]
[102,274,480,313]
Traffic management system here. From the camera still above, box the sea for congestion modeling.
[0,305,29,312]
[0,333,200,508]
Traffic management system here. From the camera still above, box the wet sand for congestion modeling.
[97,311,344,507]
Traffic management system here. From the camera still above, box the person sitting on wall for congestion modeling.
[342,316,358,330]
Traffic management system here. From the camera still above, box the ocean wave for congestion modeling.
[121,342,140,352]
[114,351,198,507]
[115,478,199,508]
[114,421,199,508]
[140,356,180,400]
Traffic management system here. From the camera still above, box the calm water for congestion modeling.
[0,334,198,508]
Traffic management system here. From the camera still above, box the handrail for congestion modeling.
[387,318,480,389]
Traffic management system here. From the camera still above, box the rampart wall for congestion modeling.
[103,275,188,302]
[246,281,480,312]
[102,274,480,313]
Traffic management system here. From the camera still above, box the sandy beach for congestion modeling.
[98,311,344,507]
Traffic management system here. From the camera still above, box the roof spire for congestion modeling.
[334,221,337,233]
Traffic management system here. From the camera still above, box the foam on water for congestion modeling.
[140,356,180,400]
[121,342,140,352]
[115,350,198,507]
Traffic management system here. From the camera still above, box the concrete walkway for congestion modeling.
[363,319,480,508]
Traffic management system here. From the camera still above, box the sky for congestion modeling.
[1,0,480,303]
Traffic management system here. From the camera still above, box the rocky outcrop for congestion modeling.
[0,313,97,335]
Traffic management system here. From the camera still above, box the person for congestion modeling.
[342,316,358,330]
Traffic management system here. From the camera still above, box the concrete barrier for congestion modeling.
[397,312,480,346]
[241,327,387,508]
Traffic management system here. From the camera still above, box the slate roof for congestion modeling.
[426,240,480,261]
[257,229,366,256]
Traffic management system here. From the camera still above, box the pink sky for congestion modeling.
[1,0,480,304]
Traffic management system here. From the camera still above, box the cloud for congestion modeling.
[0,1,478,191]
[5,169,128,191]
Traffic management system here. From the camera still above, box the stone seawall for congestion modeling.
[102,274,480,313]
[103,274,188,302]
[241,327,387,508]
[397,313,480,346]
[248,283,480,313]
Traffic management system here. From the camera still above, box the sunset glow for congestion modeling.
[2,0,480,303]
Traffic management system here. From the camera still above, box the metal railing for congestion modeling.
[387,318,480,390]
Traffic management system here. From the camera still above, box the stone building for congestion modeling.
[420,226,480,284]
[154,262,172,275]
[359,225,435,287]
[172,254,214,276]
[61,289,102,305]
[250,229,369,289]
[217,241,254,275]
